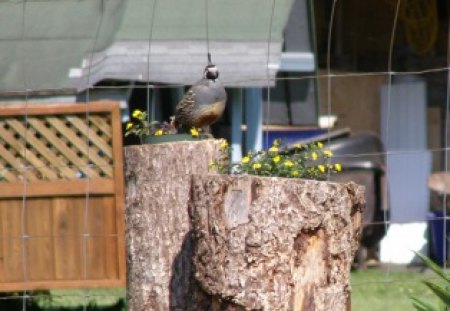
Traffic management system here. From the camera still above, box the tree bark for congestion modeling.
[190,175,365,311]
[124,140,223,311]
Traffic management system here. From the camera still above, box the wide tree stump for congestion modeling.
[125,140,223,311]
[190,175,365,311]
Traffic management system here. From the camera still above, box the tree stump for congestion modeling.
[189,175,365,311]
[124,140,223,311]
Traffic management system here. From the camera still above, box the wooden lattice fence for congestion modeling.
[0,101,125,291]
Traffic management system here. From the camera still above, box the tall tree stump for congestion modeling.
[125,140,223,311]
[190,175,365,311]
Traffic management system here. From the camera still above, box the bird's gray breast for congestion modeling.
[193,80,227,107]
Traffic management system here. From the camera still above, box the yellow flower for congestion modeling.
[284,160,294,167]
[324,150,333,157]
[268,146,278,153]
[294,143,302,149]
[132,109,143,119]
[220,140,228,150]
[317,142,324,149]
[273,155,281,163]
[154,129,163,136]
[291,170,299,177]
[318,164,326,173]
[334,163,342,172]
[190,127,199,137]
[242,156,250,164]
[311,152,318,161]
[252,163,262,170]
[125,122,133,130]
[272,139,281,147]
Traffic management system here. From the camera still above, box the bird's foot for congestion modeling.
[200,126,214,139]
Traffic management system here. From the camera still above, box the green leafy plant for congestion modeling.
[125,109,201,141]
[125,109,176,139]
[410,252,450,311]
[209,139,232,174]
[210,139,342,179]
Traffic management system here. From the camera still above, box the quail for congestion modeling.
[174,63,227,134]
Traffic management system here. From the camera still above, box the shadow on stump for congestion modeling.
[169,231,212,311]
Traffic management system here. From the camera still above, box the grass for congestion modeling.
[351,267,440,311]
[43,288,126,309]
[0,288,126,311]
[0,268,443,310]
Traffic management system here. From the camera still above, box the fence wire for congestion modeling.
[0,0,449,310]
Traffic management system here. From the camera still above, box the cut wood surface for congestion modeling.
[190,175,365,311]
[124,140,223,311]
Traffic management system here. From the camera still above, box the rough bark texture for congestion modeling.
[190,175,365,311]
[125,140,223,311]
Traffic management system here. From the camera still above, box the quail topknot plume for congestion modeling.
[173,63,227,134]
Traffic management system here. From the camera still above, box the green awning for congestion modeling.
[0,0,296,93]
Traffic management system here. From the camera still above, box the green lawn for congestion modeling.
[42,288,126,310]
[0,288,126,311]
[351,267,440,311]
[0,268,443,310]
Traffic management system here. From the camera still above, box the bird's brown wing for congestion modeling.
[175,89,197,126]
[175,80,224,128]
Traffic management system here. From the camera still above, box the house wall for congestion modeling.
[316,70,388,135]
[317,72,443,173]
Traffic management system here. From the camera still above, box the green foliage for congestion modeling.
[0,289,126,311]
[411,252,450,311]
[210,139,342,180]
[411,296,441,311]
[125,109,202,142]
[352,269,436,311]
[124,109,176,139]
[209,140,232,174]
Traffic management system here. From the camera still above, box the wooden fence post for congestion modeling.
[124,140,223,311]
[190,175,365,311]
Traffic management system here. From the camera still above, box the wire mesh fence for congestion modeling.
[0,0,449,310]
